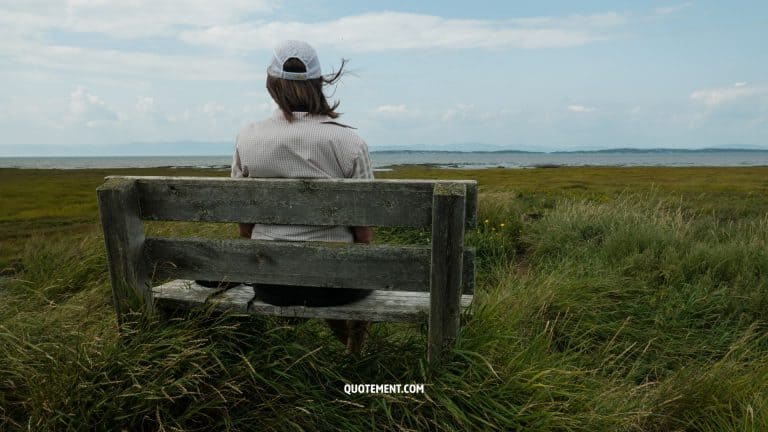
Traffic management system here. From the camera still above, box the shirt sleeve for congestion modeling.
[231,139,245,178]
[350,141,374,180]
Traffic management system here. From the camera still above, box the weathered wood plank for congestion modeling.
[248,294,473,322]
[107,176,477,228]
[151,279,473,322]
[97,178,150,323]
[152,280,254,312]
[428,183,466,362]
[145,237,475,294]
[211,284,255,313]
[153,279,219,309]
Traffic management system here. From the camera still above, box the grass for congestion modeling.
[0,166,767,430]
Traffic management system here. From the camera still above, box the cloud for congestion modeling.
[165,109,192,124]
[441,104,476,122]
[511,12,626,28]
[0,1,269,81]
[437,104,521,124]
[0,6,626,82]
[690,83,768,107]
[201,101,226,118]
[567,104,596,113]
[135,96,155,115]
[67,85,120,127]
[179,11,625,53]
[0,39,257,81]
[375,104,409,114]
[0,4,623,52]
[653,2,694,16]
[0,0,277,39]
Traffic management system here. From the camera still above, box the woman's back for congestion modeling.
[234,111,371,180]
[233,111,372,242]
[230,40,373,352]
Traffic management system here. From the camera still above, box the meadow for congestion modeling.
[0,166,767,430]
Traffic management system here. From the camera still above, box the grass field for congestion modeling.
[1,166,767,430]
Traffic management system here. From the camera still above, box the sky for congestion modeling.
[0,0,767,156]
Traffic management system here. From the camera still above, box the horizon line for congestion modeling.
[2,146,768,158]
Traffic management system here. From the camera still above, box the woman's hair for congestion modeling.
[266,57,347,122]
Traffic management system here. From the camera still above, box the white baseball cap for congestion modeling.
[267,40,322,81]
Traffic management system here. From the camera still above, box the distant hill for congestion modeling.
[370,147,768,154]
[563,147,768,154]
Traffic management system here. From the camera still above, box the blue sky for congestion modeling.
[0,0,766,156]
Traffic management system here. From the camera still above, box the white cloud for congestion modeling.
[0,39,257,81]
[0,6,626,84]
[0,4,623,52]
[160,101,272,128]
[653,2,694,16]
[179,11,624,53]
[201,101,226,118]
[0,1,269,82]
[67,85,120,127]
[135,96,155,115]
[511,12,626,28]
[441,104,476,122]
[375,104,409,114]
[437,104,520,124]
[567,104,596,113]
[0,0,277,39]
[166,109,191,125]
[690,83,768,107]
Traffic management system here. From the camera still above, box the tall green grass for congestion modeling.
[1,188,767,430]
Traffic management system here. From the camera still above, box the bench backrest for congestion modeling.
[97,176,477,319]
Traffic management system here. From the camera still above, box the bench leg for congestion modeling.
[428,183,466,362]
[97,178,151,326]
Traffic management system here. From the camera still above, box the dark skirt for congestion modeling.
[252,284,372,307]
[194,280,372,307]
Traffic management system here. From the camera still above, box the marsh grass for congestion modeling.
[0,167,767,430]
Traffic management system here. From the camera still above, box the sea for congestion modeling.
[1,149,768,170]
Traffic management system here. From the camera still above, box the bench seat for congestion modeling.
[98,177,477,360]
[153,279,473,323]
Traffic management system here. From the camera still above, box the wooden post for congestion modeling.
[428,182,466,361]
[97,178,150,324]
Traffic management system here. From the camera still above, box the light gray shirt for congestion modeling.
[231,110,374,242]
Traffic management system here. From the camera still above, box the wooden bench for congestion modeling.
[97,176,477,360]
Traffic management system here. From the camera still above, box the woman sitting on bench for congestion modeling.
[230,40,373,354]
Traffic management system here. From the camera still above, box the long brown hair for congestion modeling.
[267,57,347,122]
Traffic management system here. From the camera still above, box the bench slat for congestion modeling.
[145,237,475,294]
[111,177,477,228]
[152,280,473,323]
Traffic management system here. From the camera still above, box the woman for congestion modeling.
[231,40,373,354]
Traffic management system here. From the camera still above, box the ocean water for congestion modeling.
[1,150,768,170]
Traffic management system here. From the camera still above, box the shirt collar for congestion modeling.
[272,109,324,121]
